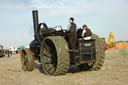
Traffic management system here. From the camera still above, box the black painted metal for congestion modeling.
[32,10,39,39]
[72,39,96,65]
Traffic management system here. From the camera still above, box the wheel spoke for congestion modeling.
[44,44,50,52]
[43,53,52,58]
[44,57,52,64]
[24,58,27,63]
[24,55,28,65]
[48,67,55,72]
[44,62,51,64]
[47,65,55,71]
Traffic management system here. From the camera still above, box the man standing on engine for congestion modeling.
[67,17,77,50]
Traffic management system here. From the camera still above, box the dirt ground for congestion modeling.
[0,49,128,85]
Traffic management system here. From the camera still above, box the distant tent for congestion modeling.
[0,45,3,50]
[18,45,25,52]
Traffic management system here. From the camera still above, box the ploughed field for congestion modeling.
[0,49,128,85]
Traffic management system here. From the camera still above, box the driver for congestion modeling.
[67,17,77,50]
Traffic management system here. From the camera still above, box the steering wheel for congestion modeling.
[36,23,49,42]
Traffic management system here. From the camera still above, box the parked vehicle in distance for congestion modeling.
[0,45,5,57]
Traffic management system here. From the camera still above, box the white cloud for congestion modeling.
[1,0,128,16]
[0,0,92,15]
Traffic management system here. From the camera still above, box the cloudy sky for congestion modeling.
[0,0,128,48]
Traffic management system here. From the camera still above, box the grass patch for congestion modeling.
[120,49,128,56]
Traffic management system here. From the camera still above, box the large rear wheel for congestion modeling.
[78,34,105,71]
[40,36,70,75]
